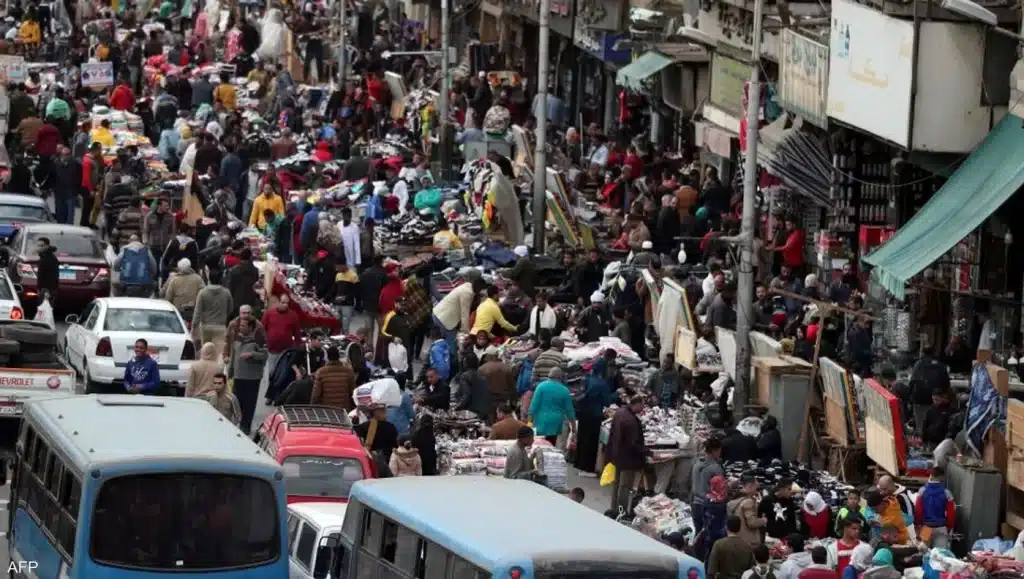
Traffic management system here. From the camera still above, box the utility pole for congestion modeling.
[438,0,452,175]
[532,0,551,253]
[733,0,764,413]
[337,0,347,86]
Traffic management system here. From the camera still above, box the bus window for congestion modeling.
[422,540,451,579]
[361,511,383,554]
[296,524,316,570]
[394,525,420,575]
[451,557,486,579]
[91,473,279,571]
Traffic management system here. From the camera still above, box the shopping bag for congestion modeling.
[34,297,54,329]
[600,462,616,487]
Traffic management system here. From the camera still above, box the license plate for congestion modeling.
[59,271,76,281]
[0,403,23,415]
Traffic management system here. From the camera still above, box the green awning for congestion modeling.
[616,52,674,92]
[864,114,1024,298]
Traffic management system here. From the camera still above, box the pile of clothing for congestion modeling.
[534,446,568,491]
[632,494,696,540]
[603,404,689,448]
[722,459,856,506]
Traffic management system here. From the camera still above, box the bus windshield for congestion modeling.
[90,473,280,570]
[282,455,364,498]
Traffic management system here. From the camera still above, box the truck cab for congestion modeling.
[254,405,374,503]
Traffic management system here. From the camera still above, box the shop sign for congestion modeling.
[576,0,623,31]
[81,62,115,88]
[780,30,829,128]
[826,0,914,147]
[551,0,570,16]
[573,23,631,64]
[0,55,25,83]
[709,53,751,117]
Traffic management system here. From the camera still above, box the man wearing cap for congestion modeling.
[432,269,486,355]
[633,240,658,267]
[503,246,537,298]
[162,258,205,320]
[576,291,612,343]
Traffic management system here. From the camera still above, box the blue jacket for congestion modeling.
[387,391,415,436]
[917,481,953,528]
[157,129,179,163]
[219,153,244,194]
[578,358,615,418]
[428,340,452,381]
[365,194,385,222]
[123,355,160,393]
[299,208,320,252]
[528,379,576,436]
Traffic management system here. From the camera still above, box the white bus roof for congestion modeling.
[24,395,279,471]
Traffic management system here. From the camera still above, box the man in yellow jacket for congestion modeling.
[470,285,519,336]
[248,185,285,228]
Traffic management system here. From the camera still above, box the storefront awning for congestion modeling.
[616,52,674,91]
[863,114,1024,299]
[758,114,832,206]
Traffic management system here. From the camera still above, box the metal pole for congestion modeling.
[337,0,347,86]
[733,0,764,413]
[438,0,451,175]
[532,0,550,253]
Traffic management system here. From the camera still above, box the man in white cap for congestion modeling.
[633,240,658,267]
[162,258,206,320]
[503,245,537,298]
[576,290,612,343]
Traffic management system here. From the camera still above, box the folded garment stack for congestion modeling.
[722,459,855,506]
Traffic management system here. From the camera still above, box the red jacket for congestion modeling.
[798,566,838,579]
[35,123,60,156]
[378,277,403,315]
[781,228,805,267]
[802,509,830,539]
[109,84,136,111]
[261,307,302,353]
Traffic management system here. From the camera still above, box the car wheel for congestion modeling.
[0,325,57,347]
[82,362,95,395]
[0,338,19,356]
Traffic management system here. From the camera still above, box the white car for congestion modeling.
[287,502,347,579]
[0,272,24,320]
[63,297,196,395]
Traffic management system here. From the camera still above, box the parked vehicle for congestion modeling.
[286,502,347,579]
[2,223,110,315]
[63,297,195,395]
[254,405,373,503]
[0,193,54,243]
[10,395,289,579]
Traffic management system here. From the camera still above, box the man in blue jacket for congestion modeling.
[124,339,160,394]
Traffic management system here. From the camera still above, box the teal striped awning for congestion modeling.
[616,52,674,92]
[863,114,1024,298]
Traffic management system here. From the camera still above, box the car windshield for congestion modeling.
[281,456,364,499]
[24,233,102,258]
[91,473,280,571]
[0,204,49,222]
[104,308,184,333]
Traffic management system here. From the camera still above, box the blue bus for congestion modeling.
[330,477,704,579]
[9,395,288,579]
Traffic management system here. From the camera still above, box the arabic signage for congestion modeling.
[780,30,829,128]
[709,54,751,117]
[81,62,115,88]
[574,23,630,64]
[826,0,915,146]
[506,0,574,35]
[576,0,623,31]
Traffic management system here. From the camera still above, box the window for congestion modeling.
[287,515,301,550]
[452,557,485,579]
[281,456,364,500]
[361,511,383,555]
[296,524,316,570]
[59,470,80,517]
[103,308,185,334]
[0,204,51,222]
[24,233,103,258]
[20,425,35,462]
[91,473,279,570]
[381,519,399,563]
[313,532,340,578]
[46,460,62,496]
[43,452,57,491]
[422,541,451,579]
[341,501,361,540]
[76,303,96,329]
[82,304,100,330]
[30,437,48,472]
[394,526,421,575]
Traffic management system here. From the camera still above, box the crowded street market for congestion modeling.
[0,0,1023,575]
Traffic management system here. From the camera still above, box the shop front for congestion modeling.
[573,24,631,130]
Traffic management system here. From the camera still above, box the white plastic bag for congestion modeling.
[352,378,402,408]
[34,298,55,329]
[104,242,117,266]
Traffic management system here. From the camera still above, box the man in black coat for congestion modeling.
[606,395,649,513]
[35,236,60,306]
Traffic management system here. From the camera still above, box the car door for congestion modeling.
[66,301,97,368]
[290,520,318,579]
[70,302,101,369]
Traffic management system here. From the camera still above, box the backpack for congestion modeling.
[516,358,534,396]
[120,246,152,286]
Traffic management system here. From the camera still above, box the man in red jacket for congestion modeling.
[108,76,136,111]
[260,293,302,400]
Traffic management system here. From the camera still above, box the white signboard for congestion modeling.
[780,30,829,129]
[81,62,115,88]
[0,55,26,83]
[826,0,914,146]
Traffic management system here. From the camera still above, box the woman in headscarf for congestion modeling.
[700,474,729,560]
[841,543,875,579]
[257,8,285,61]
[860,550,901,579]
[185,343,222,399]
[800,491,832,539]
